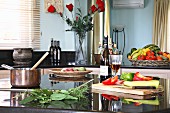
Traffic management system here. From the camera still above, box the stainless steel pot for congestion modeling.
[10,68,41,88]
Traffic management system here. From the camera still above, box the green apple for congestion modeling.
[78,67,86,71]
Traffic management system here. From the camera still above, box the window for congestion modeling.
[0,0,40,50]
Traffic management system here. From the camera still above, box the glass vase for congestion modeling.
[74,32,87,65]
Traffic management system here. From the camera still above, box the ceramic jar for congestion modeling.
[13,48,33,62]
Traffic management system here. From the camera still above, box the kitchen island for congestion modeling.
[0,71,170,113]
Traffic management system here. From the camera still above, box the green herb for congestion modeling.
[19,84,89,105]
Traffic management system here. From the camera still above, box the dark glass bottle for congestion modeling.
[100,36,112,82]
[53,40,58,64]
[49,38,54,64]
[57,41,61,63]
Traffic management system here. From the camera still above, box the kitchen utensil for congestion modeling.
[30,52,49,70]
[1,64,14,70]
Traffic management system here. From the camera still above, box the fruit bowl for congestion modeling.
[129,59,169,66]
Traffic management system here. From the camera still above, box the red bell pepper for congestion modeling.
[133,72,153,81]
[102,75,118,85]
[134,102,142,106]
[101,94,119,101]
[115,80,124,85]
[101,94,112,100]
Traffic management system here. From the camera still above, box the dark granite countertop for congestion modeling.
[1,63,170,70]
[0,74,169,113]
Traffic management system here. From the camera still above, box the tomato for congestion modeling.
[158,51,163,55]
[102,76,118,85]
[137,55,146,60]
[146,55,156,60]
[156,56,163,61]
[150,55,157,60]
[146,51,155,56]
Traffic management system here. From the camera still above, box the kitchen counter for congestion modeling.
[0,73,170,113]
[1,63,170,70]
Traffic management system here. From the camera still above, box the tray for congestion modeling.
[49,68,93,77]
[129,59,169,66]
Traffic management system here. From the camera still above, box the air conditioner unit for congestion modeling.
[112,0,144,8]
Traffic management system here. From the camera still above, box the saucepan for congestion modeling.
[1,52,49,88]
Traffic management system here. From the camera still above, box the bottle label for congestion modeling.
[100,65,109,75]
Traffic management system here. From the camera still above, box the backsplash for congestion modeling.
[0,50,75,67]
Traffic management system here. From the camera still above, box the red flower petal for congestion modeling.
[96,0,105,12]
[48,5,56,13]
[91,5,98,13]
[66,3,74,12]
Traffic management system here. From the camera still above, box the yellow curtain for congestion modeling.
[168,1,170,52]
[152,0,169,52]
[104,0,111,39]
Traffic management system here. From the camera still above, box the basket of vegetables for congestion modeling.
[127,44,170,66]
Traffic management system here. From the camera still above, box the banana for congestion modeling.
[131,48,142,56]
[132,50,143,60]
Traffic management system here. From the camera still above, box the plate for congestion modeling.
[49,68,93,77]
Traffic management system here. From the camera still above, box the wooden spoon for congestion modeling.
[30,52,49,70]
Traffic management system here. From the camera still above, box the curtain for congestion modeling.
[104,0,111,40]
[167,1,170,52]
[152,0,169,52]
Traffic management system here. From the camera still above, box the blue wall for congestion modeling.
[40,0,86,51]
[40,0,154,64]
[110,0,154,64]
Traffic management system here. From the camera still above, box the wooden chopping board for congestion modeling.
[92,83,163,96]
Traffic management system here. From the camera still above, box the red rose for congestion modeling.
[96,0,103,5]
[91,5,97,13]
[48,5,56,13]
[96,0,105,12]
[59,12,63,17]
[66,3,74,12]
[98,5,105,12]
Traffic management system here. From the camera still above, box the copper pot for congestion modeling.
[10,68,41,88]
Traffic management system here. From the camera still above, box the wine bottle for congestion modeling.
[57,41,61,63]
[53,40,58,64]
[49,38,54,64]
[100,36,112,82]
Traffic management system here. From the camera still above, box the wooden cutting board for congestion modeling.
[92,83,163,96]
